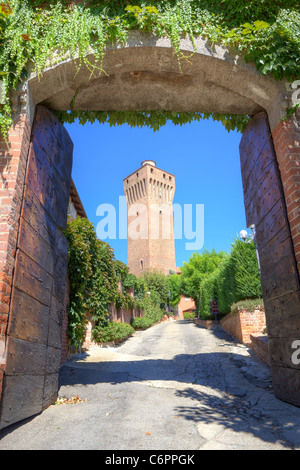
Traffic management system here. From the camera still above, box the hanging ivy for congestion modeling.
[0,0,299,137]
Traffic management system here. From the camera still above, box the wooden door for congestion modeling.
[240,112,300,406]
[0,106,73,428]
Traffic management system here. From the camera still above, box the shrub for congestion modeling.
[183,311,196,319]
[230,298,264,314]
[131,317,154,330]
[92,321,134,343]
[200,238,262,317]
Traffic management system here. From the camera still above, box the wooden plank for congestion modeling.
[244,164,282,227]
[239,113,272,176]
[4,336,47,376]
[21,184,57,247]
[26,144,70,229]
[33,106,73,183]
[46,346,61,374]
[255,199,289,250]
[48,318,62,349]
[8,287,50,345]
[14,250,52,307]
[264,290,300,338]
[18,216,54,275]
[51,253,68,303]
[0,375,44,429]
[43,373,59,409]
[50,294,65,324]
[242,148,275,200]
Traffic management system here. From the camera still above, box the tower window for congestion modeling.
[150,168,153,173]
[136,172,139,177]
[169,176,172,181]
[140,259,144,271]
[163,174,166,179]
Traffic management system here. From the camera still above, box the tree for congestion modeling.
[141,269,169,308]
[180,249,227,312]
[168,273,182,307]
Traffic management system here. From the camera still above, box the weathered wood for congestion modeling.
[43,373,59,409]
[244,167,282,228]
[14,250,52,307]
[32,106,73,183]
[50,294,65,324]
[255,199,289,250]
[26,145,70,229]
[264,290,300,338]
[0,375,44,428]
[18,216,54,276]
[240,112,300,408]
[271,366,300,406]
[5,337,47,376]
[240,113,272,176]
[8,287,50,345]
[46,346,61,374]
[21,184,58,248]
[0,106,73,430]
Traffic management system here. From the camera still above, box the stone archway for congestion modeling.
[0,34,299,429]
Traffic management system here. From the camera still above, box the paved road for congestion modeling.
[0,320,299,450]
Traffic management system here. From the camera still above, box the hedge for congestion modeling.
[200,238,262,317]
[92,321,135,343]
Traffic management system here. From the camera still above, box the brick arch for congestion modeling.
[0,35,299,429]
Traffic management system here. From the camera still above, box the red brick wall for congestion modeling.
[272,114,300,275]
[220,309,266,345]
[0,115,31,403]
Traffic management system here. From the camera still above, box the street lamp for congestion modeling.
[239,229,248,241]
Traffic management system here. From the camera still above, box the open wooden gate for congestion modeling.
[0,106,73,429]
[240,112,300,406]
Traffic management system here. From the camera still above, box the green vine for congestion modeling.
[64,216,119,346]
[64,216,143,347]
[1,0,299,138]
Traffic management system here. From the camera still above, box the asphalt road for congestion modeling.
[0,319,299,450]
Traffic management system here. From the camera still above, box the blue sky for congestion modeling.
[65,117,247,268]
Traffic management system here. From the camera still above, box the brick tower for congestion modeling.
[124,160,176,276]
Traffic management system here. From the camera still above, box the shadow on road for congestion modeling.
[57,343,300,448]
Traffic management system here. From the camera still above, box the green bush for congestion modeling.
[200,238,262,316]
[131,316,154,330]
[230,298,264,314]
[92,321,134,343]
[183,311,196,319]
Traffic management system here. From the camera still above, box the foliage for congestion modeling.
[199,238,262,317]
[140,269,170,309]
[230,298,264,314]
[92,321,135,343]
[180,249,227,312]
[139,291,164,325]
[199,267,222,318]
[64,216,119,346]
[1,0,299,138]
[168,272,182,307]
[183,311,196,319]
[131,316,154,330]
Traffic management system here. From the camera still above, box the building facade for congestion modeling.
[124,160,176,276]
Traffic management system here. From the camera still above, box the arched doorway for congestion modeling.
[0,34,299,429]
